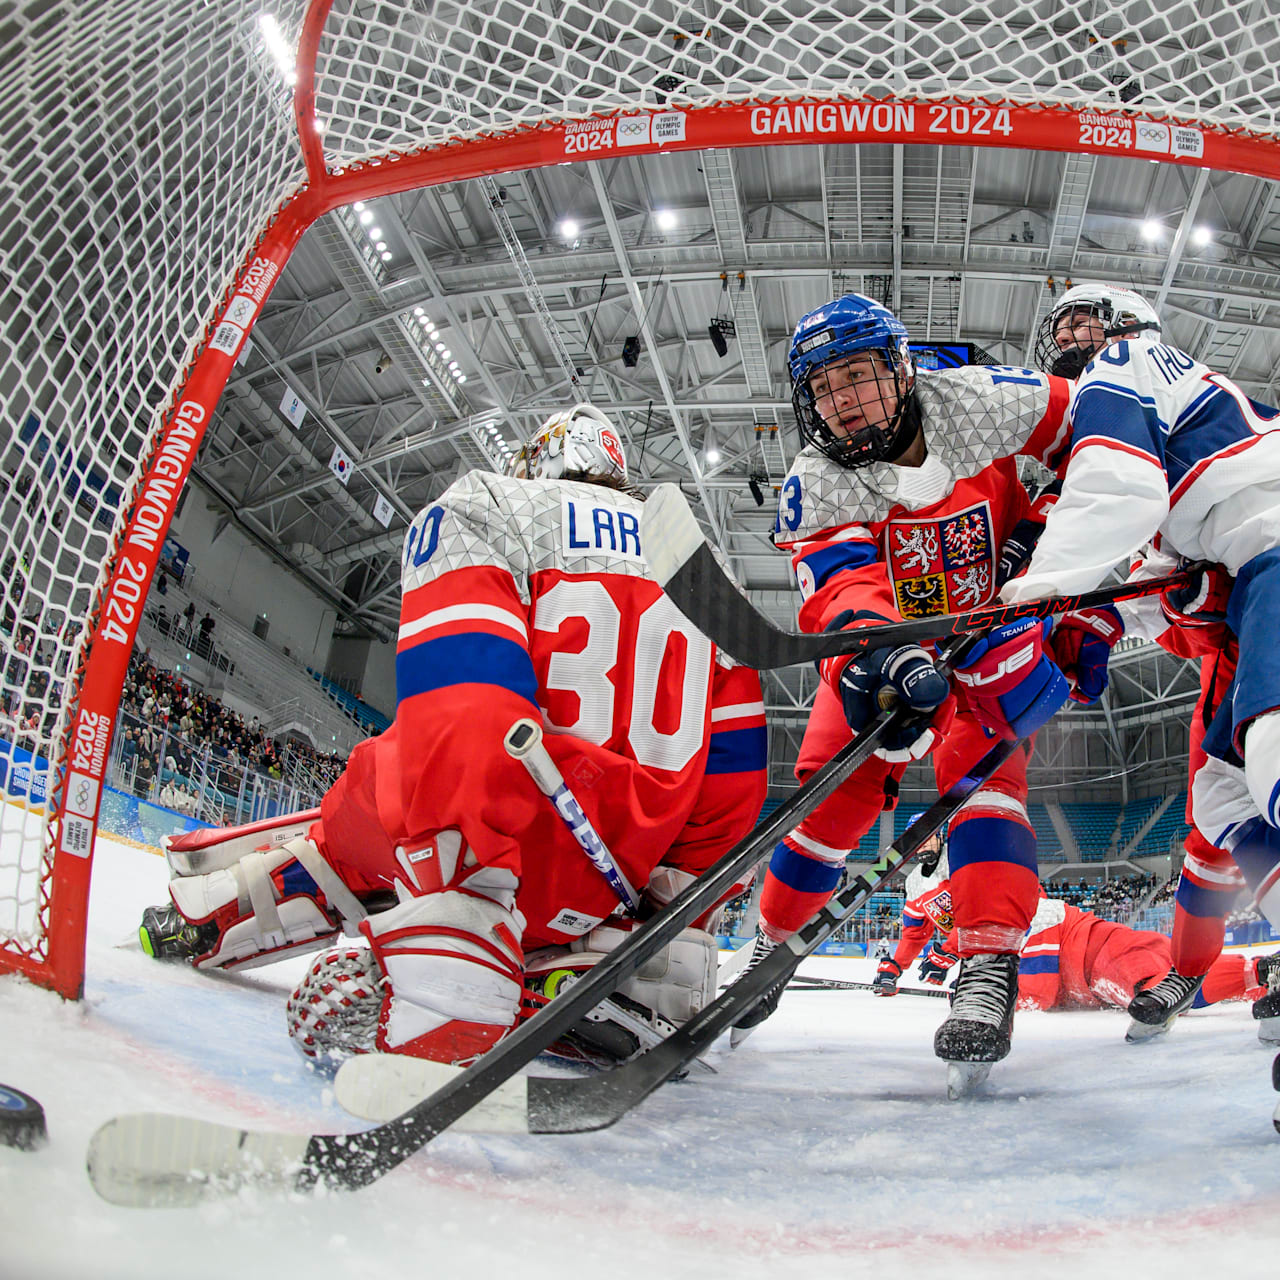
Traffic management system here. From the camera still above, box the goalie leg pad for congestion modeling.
[166,835,364,972]
[528,923,717,1025]
[361,888,526,1067]
[524,923,716,1063]
[161,808,321,876]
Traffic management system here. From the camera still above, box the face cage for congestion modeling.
[1033,303,1157,379]
[792,351,913,469]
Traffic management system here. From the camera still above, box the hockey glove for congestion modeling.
[872,957,903,996]
[953,616,1069,740]
[996,480,1061,589]
[918,944,960,986]
[838,642,954,762]
[1161,560,1231,630]
[996,517,1043,590]
[1050,605,1123,704]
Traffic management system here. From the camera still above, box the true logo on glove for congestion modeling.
[953,640,1037,687]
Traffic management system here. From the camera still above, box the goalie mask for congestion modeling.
[1033,283,1162,379]
[789,293,917,469]
[510,403,628,487]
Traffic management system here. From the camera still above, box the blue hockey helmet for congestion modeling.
[788,293,917,468]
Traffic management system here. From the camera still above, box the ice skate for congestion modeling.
[1125,968,1204,1043]
[729,929,782,1048]
[137,904,218,962]
[934,952,1018,1097]
[1251,951,1280,1045]
[946,1061,993,1100]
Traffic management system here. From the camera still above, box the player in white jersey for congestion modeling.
[139,404,768,1068]
[1008,284,1280,1094]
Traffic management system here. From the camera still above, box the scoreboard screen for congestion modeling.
[909,342,974,369]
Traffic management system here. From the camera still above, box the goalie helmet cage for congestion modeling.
[0,0,1278,1000]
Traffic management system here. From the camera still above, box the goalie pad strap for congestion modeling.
[289,834,368,927]
[241,851,285,948]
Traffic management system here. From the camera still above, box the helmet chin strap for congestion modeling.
[1049,318,1158,379]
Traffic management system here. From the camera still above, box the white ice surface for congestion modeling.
[2,831,1279,1280]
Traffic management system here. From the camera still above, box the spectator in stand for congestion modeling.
[119,728,138,775]
[135,753,156,798]
[159,777,181,811]
[198,612,215,657]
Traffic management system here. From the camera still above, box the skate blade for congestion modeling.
[728,1024,757,1050]
[1257,1016,1280,1046]
[946,1061,991,1100]
[1125,1016,1173,1044]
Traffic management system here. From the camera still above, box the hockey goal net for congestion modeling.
[2,0,1278,999]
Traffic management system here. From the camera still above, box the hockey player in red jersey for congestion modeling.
[138,404,767,1067]
[873,848,1267,1019]
[731,293,1119,1089]
[871,829,958,996]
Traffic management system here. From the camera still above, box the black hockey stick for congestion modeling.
[640,482,1192,670]
[85,693,938,1207]
[788,975,950,999]
[326,732,1020,1136]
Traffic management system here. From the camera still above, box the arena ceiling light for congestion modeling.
[1140,219,1164,241]
[655,208,677,231]
[703,427,721,466]
[559,218,579,239]
[258,13,296,85]
[1192,225,1213,247]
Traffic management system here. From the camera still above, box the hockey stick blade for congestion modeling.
[641,483,1192,670]
[86,701,919,1205]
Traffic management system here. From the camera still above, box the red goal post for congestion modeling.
[2,0,1278,999]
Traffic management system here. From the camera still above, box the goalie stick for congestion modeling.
[640,482,1194,670]
[85,689,938,1207]
[328,733,1021,1130]
[504,717,642,912]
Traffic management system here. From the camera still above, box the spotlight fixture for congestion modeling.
[708,316,736,358]
[374,351,392,375]
[622,335,641,368]
[748,474,767,507]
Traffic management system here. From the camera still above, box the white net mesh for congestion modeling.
[311,0,1280,168]
[1,0,1278,993]
[0,0,308,978]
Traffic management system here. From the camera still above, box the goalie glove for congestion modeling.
[918,944,960,986]
[872,957,903,997]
